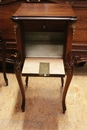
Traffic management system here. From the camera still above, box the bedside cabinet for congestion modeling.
[11,3,78,113]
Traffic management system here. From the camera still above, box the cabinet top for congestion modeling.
[12,3,77,21]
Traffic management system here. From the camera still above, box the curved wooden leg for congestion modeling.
[62,51,87,114]
[14,60,25,112]
[3,69,8,86]
[62,52,82,114]
[1,36,8,86]
[62,68,73,114]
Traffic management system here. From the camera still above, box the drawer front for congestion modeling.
[73,8,87,29]
[75,20,87,29]
[73,29,87,41]
[23,20,67,32]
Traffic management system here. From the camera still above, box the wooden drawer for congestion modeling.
[74,29,87,41]
[73,8,87,29]
[23,20,67,32]
[75,20,87,29]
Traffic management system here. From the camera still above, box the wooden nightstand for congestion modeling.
[11,3,78,113]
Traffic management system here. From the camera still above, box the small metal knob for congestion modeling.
[43,25,46,29]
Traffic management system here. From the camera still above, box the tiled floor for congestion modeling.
[0,63,87,130]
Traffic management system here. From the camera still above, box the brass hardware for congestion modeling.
[26,0,40,2]
[11,53,18,58]
[14,23,19,41]
[65,1,74,5]
[70,22,76,39]
[71,1,74,5]
[65,1,68,4]
[43,25,46,29]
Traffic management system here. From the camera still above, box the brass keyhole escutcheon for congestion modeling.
[43,25,46,29]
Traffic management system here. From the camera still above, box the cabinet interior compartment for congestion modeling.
[25,32,65,58]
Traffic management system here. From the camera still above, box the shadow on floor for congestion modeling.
[12,77,63,130]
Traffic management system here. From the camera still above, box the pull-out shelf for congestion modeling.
[22,58,65,77]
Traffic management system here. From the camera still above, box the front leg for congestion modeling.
[62,61,73,114]
[0,32,8,86]
[2,45,8,86]
[14,53,25,112]
[62,52,81,114]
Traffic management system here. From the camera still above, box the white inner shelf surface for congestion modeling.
[22,58,65,76]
